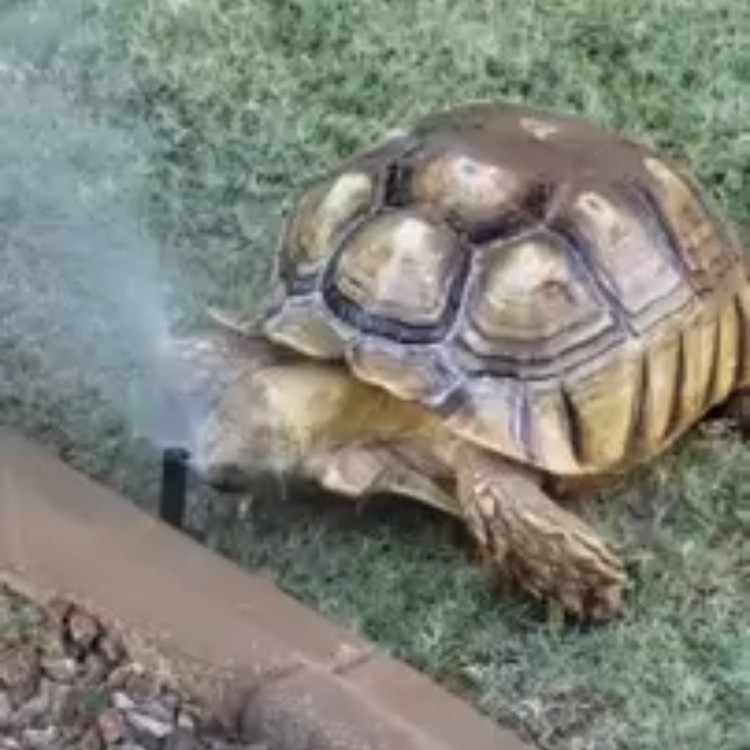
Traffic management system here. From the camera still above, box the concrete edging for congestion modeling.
[0,429,535,750]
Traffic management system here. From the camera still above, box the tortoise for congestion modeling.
[169,100,750,620]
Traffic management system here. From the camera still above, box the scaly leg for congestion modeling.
[454,445,628,620]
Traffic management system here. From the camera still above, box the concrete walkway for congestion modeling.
[0,429,535,750]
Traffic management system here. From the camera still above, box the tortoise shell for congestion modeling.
[261,101,750,477]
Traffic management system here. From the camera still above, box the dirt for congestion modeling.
[0,582,264,750]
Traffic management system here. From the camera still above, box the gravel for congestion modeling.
[0,583,265,750]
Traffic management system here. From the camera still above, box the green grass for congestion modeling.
[1,1,750,748]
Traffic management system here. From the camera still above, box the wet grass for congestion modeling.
[1,1,749,748]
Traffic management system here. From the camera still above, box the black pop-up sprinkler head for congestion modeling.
[159,446,190,530]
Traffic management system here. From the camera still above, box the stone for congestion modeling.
[98,634,127,667]
[164,728,202,750]
[127,708,174,740]
[112,691,137,712]
[97,707,128,746]
[13,680,53,727]
[40,654,78,683]
[0,690,13,726]
[20,726,59,750]
[67,609,102,652]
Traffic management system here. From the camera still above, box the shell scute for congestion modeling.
[408,146,549,240]
[461,231,615,364]
[323,209,468,333]
[262,102,750,476]
[642,156,742,290]
[558,186,693,331]
[280,171,378,279]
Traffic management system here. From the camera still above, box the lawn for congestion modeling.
[1,1,749,748]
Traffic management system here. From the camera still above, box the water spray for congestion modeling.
[158,446,191,530]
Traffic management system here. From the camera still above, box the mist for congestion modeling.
[0,67,195,451]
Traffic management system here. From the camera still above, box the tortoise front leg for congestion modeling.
[454,445,628,621]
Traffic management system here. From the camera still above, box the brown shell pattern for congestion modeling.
[263,101,750,476]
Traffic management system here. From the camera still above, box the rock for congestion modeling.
[140,696,177,725]
[55,685,90,726]
[44,681,73,723]
[207,741,265,750]
[67,609,102,652]
[81,654,113,688]
[114,663,161,702]
[20,726,58,750]
[97,707,128,746]
[6,679,38,712]
[0,587,267,750]
[127,708,174,740]
[0,645,41,708]
[13,679,54,727]
[40,654,78,683]
[175,709,196,732]
[44,599,74,631]
[98,634,127,667]
[0,690,13,726]
[77,727,104,750]
[112,690,137,712]
[164,727,202,750]
[106,664,132,691]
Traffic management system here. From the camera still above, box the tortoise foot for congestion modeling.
[456,447,628,621]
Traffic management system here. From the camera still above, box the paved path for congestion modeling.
[0,429,536,750]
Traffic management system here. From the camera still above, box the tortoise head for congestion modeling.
[163,309,304,491]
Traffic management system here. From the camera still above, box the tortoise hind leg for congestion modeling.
[302,444,458,512]
[710,389,750,439]
[454,445,628,621]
